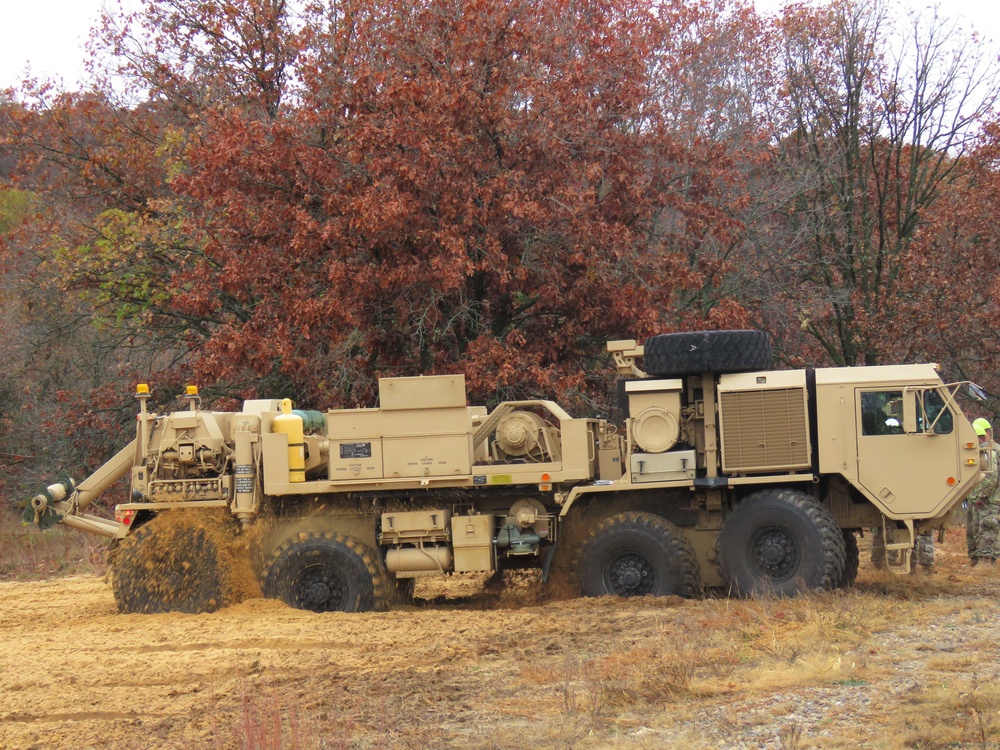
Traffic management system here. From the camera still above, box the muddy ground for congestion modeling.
[2,546,1000,750]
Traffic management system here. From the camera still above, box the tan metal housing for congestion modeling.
[25,333,983,613]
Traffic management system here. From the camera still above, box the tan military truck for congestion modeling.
[24,330,983,613]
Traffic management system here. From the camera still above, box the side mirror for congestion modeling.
[968,383,989,402]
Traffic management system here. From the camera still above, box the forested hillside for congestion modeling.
[3,0,1000,505]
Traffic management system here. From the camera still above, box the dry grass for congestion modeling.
[421,528,1000,750]
[0,505,108,580]
[3,520,1000,749]
[219,680,327,750]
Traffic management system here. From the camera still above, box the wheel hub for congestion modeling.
[305,580,331,605]
[608,553,655,596]
[298,568,346,610]
[752,528,798,581]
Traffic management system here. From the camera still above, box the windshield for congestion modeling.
[919,389,953,434]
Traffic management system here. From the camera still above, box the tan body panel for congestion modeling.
[717,370,811,473]
[814,365,980,520]
[32,345,984,599]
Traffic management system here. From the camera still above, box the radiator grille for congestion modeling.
[720,388,810,472]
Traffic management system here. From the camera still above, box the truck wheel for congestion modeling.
[642,330,772,377]
[717,489,846,596]
[577,512,701,598]
[840,530,859,588]
[261,532,388,613]
[111,515,226,614]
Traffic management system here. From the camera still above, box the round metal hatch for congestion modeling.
[631,407,680,453]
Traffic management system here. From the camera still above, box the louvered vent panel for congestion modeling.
[720,388,810,473]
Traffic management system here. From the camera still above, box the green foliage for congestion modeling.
[0,189,34,234]
[53,208,178,328]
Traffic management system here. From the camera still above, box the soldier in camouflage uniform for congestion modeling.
[968,418,1000,566]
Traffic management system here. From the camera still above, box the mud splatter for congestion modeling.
[110,511,260,613]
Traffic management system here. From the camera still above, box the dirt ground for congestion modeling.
[2,537,1000,750]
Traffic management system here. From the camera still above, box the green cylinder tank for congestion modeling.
[292,409,326,432]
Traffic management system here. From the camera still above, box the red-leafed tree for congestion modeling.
[0,1,303,495]
[6,0,1000,504]
[76,0,753,410]
[1,0,303,408]
[0,0,764,486]
[886,119,1000,407]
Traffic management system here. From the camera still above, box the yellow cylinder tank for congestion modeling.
[273,398,305,483]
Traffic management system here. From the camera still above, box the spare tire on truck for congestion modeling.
[643,330,772,377]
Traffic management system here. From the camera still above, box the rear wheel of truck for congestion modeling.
[577,512,701,598]
[718,489,845,597]
[111,514,227,614]
[642,330,772,377]
[261,532,388,613]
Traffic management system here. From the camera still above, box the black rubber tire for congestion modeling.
[261,532,387,613]
[111,515,226,614]
[643,330,772,377]
[576,512,701,598]
[717,489,846,597]
[840,530,859,588]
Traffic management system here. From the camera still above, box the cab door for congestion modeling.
[855,388,961,517]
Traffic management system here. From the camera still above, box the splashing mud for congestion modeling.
[110,511,260,613]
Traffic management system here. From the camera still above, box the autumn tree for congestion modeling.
[751,0,1000,366]
[642,0,783,329]
[91,0,298,119]
[886,119,1000,407]
[16,0,1000,450]
[0,0,304,427]
[0,0,301,493]
[86,0,752,410]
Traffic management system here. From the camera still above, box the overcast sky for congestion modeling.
[1,0,998,93]
[1,0,113,91]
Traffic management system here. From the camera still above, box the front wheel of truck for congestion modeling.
[718,489,846,597]
[261,532,388,613]
[577,512,701,598]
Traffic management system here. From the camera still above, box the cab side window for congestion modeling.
[861,391,904,436]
